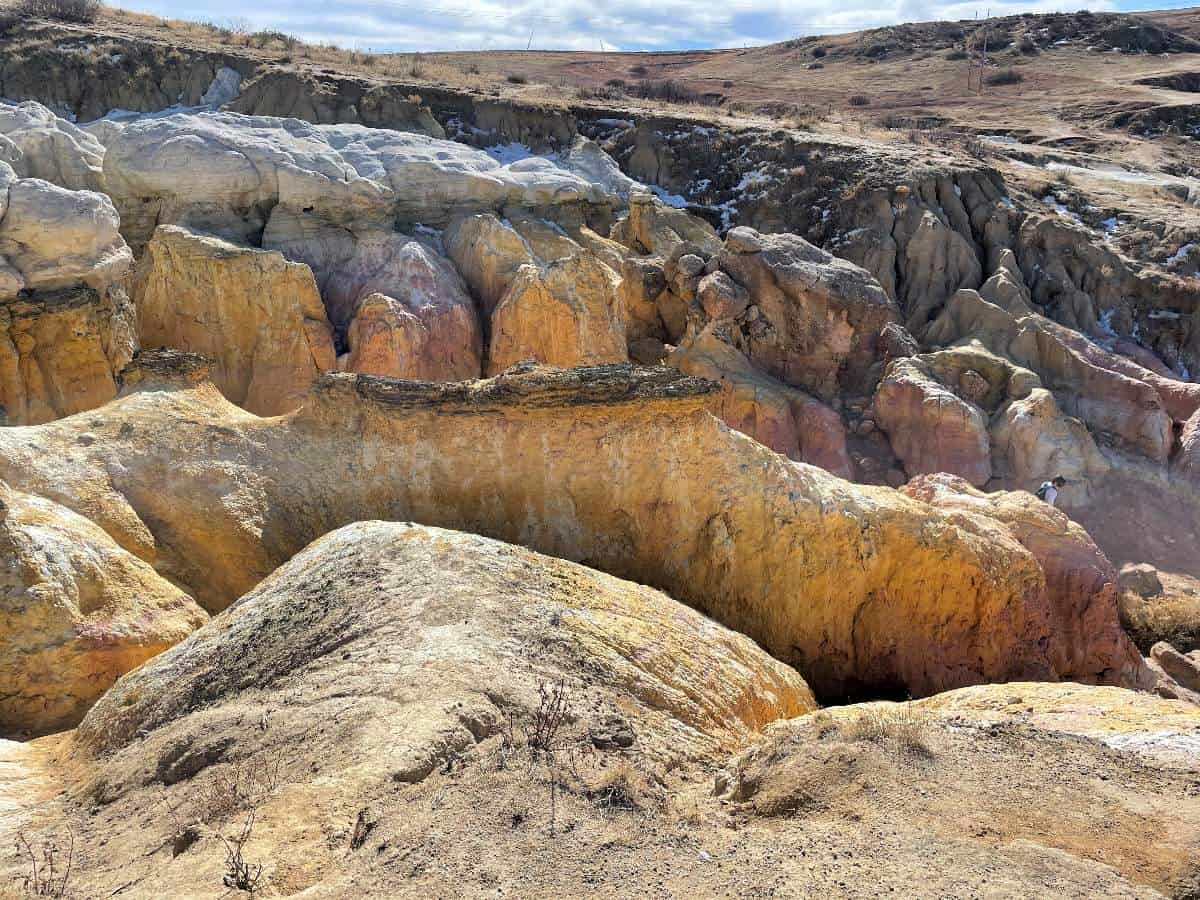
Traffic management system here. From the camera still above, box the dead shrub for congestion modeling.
[583,757,661,814]
[848,94,871,106]
[220,812,263,894]
[494,679,580,834]
[191,751,286,825]
[506,72,528,85]
[17,0,98,23]
[627,78,705,105]
[985,67,1024,86]
[14,829,73,898]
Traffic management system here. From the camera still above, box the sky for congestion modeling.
[122,0,1197,52]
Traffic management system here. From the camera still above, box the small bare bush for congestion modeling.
[506,72,528,85]
[17,0,98,23]
[496,679,580,834]
[848,94,871,106]
[584,757,662,814]
[627,78,707,105]
[14,829,73,898]
[192,751,286,825]
[220,812,263,894]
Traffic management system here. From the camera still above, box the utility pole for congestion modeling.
[981,8,990,94]
[527,28,535,51]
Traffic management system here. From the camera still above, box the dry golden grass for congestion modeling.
[839,704,935,757]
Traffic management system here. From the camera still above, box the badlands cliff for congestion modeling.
[0,11,1199,896]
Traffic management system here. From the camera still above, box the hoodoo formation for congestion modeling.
[1,4,1199,897]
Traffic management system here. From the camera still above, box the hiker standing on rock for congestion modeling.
[1035,476,1067,506]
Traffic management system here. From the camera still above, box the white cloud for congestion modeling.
[127,0,1127,52]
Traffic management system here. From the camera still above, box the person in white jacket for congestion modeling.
[1035,476,1066,506]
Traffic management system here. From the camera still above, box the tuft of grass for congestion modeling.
[505,72,528,85]
[840,705,934,757]
[848,94,871,106]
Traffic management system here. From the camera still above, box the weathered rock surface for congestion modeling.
[901,474,1147,687]
[0,100,106,192]
[713,681,1200,898]
[0,353,1147,700]
[926,287,1173,462]
[0,286,136,426]
[669,326,852,477]
[95,111,617,250]
[134,225,336,416]
[1149,641,1200,701]
[714,228,898,401]
[444,213,537,318]
[262,216,482,381]
[1177,405,1200,487]
[0,167,132,297]
[0,158,134,425]
[0,483,206,737]
[611,191,722,257]
[79,521,814,760]
[990,387,1111,491]
[873,355,993,486]
[488,254,626,375]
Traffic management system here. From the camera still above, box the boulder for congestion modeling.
[611,191,722,257]
[0,483,206,736]
[872,355,993,486]
[0,354,1148,700]
[487,254,626,375]
[0,172,132,296]
[134,225,337,416]
[1118,563,1164,599]
[901,474,1147,687]
[0,100,106,191]
[715,228,899,400]
[1149,641,1200,695]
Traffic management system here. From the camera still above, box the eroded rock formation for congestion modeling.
[78,521,814,759]
[0,483,206,737]
[134,225,336,416]
[0,160,134,425]
[0,353,1147,700]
